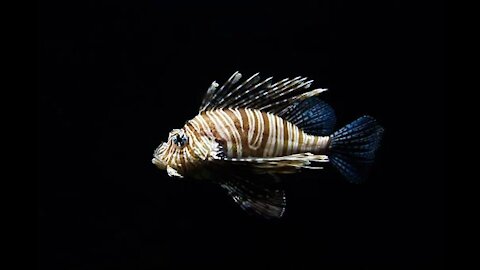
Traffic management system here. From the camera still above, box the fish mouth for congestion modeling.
[152,157,166,170]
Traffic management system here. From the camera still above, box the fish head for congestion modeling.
[152,128,189,173]
[152,141,168,170]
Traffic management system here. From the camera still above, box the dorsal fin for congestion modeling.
[278,97,337,136]
[199,71,327,114]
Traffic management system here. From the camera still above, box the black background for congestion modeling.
[38,0,445,269]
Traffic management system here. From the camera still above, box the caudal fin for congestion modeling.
[329,116,384,183]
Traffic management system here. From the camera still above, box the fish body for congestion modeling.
[153,108,330,176]
[152,72,384,218]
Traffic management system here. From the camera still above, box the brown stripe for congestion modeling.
[179,149,187,171]
[211,110,234,156]
[297,130,304,153]
[258,111,270,156]
[277,116,285,156]
[282,118,289,156]
[270,114,279,157]
[251,110,260,149]
[219,110,241,157]
[226,109,248,157]
[238,109,250,156]
[203,112,220,140]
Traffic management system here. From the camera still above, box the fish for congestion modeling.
[152,71,384,218]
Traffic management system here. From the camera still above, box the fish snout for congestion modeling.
[152,157,166,170]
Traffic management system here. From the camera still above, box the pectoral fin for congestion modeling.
[207,150,329,218]
[220,174,286,219]
[212,153,329,174]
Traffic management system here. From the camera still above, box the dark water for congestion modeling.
[38,1,445,269]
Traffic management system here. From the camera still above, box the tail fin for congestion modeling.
[329,116,384,183]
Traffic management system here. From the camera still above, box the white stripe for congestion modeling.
[218,110,243,158]
[230,108,243,130]
[269,113,277,156]
[246,109,255,145]
[195,115,215,138]
[182,148,188,166]
[275,116,284,156]
[165,142,176,164]
[184,125,208,158]
[189,119,201,133]
[262,113,272,156]
[251,109,264,149]
[263,112,276,157]
[301,133,309,152]
[286,121,293,155]
[307,134,314,151]
[292,125,299,153]
[206,111,233,157]
[195,115,222,154]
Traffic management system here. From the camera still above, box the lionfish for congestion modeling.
[152,72,384,218]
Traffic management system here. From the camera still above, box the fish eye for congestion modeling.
[172,132,188,147]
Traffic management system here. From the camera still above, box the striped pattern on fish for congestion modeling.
[186,108,330,158]
[154,108,330,175]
